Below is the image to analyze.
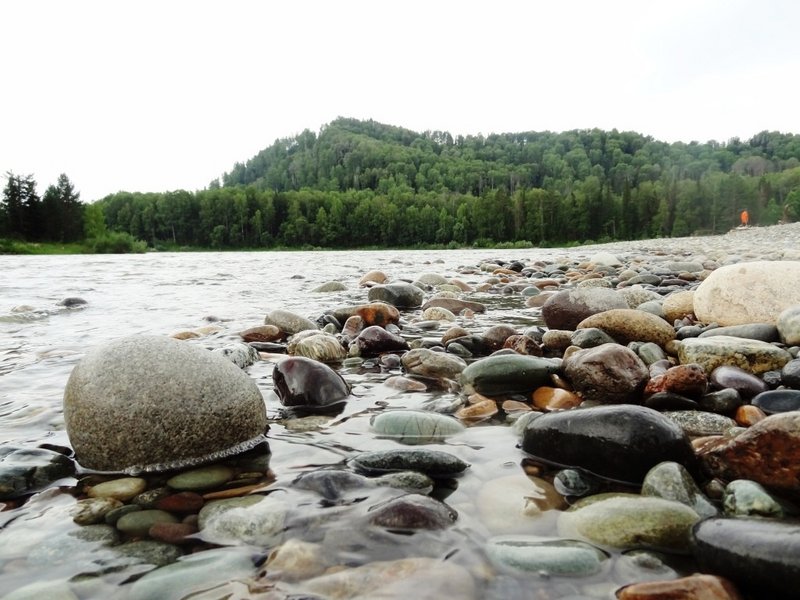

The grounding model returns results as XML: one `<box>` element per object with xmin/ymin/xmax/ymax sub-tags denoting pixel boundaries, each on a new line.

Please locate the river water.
<box><xmin>0</xmin><ymin>247</ymin><xmax>699</xmax><ymax>599</ymax></box>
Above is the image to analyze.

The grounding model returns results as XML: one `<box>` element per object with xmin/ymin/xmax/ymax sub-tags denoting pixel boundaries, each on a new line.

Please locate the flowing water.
<box><xmin>0</xmin><ymin>248</ymin><xmax>692</xmax><ymax>599</ymax></box>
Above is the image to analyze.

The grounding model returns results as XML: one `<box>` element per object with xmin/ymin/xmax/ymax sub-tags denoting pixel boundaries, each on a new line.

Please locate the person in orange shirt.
<box><xmin>740</xmin><ymin>209</ymin><xmax>749</xmax><ymax>227</ymax></box>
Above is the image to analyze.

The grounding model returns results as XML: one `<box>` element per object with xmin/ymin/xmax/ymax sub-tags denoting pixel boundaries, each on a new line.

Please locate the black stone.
<box><xmin>273</xmin><ymin>356</ymin><xmax>350</xmax><ymax>413</ymax></box>
<box><xmin>521</xmin><ymin>405</ymin><xmax>697</xmax><ymax>485</ymax></box>
<box><xmin>752</xmin><ymin>389</ymin><xmax>800</xmax><ymax>415</ymax></box>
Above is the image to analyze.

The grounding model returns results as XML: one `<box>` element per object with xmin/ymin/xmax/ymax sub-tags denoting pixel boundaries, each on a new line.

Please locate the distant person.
<box><xmin>740</xmin><ymin>209</ymin><xmax>749</xmax><ymax>227</ymax></box>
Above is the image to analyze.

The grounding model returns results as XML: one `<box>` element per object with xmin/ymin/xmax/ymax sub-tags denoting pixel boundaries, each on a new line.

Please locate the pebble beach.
<box><xmin>4</xmin><ymin>223</ymin><xmax>800</xmax><ymax>600</ymax></box>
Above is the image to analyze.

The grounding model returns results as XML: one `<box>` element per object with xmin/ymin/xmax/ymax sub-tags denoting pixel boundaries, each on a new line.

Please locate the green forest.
<box><xmin>4</xmin><ymin>118</ymin><xmax>800</xmax><ymax>251</ymax></box>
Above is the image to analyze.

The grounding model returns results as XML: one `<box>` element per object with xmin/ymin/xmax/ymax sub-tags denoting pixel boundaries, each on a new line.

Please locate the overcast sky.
<box><xmin>2</xmin><ymin>0</ymin><xmax>799</xmax><ymax>201</ymax></box>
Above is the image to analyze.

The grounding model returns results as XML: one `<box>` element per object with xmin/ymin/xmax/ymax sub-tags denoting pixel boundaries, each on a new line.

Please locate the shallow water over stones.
<box><xmin>4</xmin><ymin>229</ymin><xmax>800</xmax><ymax>598</ymax></box>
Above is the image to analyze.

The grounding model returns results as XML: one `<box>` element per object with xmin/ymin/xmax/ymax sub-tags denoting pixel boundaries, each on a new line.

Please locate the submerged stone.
<box><xmin>486</xmin><ymin>536</ymin><xmax>609</xmax><ymax>576</ymax></box>
<box><xmin>370</xmin><ymin>410</ymin><xmax>465</xmax><ymax>444</ymax></box>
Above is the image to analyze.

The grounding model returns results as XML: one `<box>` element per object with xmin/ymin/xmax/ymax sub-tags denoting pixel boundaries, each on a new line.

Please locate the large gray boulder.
<box><xmin>63</xmin><ymin>336</ymin><xmax>267</xmax><ymax>473</ymax></box>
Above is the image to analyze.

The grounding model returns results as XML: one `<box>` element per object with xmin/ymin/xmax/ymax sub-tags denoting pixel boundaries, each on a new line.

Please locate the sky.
<box><xmin>2</xmin><ymin>0</ymin><xmax>799</xmax><ymax>202</ymax></box>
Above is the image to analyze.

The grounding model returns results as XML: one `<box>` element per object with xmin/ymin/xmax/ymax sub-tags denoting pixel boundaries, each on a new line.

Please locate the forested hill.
<box><xmin>97</xmin><ymin>118</ymin><xmax>800</xmax><ymax>249</ymax></box>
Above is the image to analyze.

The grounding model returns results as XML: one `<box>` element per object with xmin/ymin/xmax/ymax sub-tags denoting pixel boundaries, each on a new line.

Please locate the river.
<box><xmin>0</xmin><ymin>244</ymin><xmax>758</xmax><ymax>599</ymax></box>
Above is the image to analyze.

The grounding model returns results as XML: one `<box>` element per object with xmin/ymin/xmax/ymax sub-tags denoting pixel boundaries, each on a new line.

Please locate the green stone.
<box><xmin>117</xmin><ymin>510</ymin><xmax>178</xmax><ymax>537</ymax></box>
<box><xmin>166</xmin><ymin>464</ymin><xmax>234</xmax><ymax>491</ymax></box>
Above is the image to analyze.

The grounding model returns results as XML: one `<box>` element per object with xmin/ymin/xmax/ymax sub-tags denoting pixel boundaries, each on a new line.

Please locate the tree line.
<box><xmin>5</xmin><ymin>119</ymin><xmax>800</xmax><ymax>251</ymax></box>
<box><xmin>1</xmin><ymin>172</ymin><xmax>84</xmax><ymax>243</ymax></box>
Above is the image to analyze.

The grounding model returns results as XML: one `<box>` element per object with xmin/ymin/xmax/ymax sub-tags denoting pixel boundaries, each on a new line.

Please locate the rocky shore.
<box><xmin>4</xmin><ymin>223</ymin><xmax>800</xmax><ymax>599</ymax></box>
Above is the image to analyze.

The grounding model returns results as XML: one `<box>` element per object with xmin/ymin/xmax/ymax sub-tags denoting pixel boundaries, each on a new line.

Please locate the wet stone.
<box><xmin>370</xmin><ymin>410</ymin><xmax>465</xmax><ymax>444</ymax></box>
<box><xmin>368</xmin><ymin>493</ymin><xmax>457</xmax><ymax>530</ymax></box>
<box><xmin>709</xmin><ymin>365</ymin><xmax>768</xmax><ymax>400</ymax></box>
<box><xmin>570</xmin><ymin>327</ymin><xmax>616</xmax><ymax>348</ymax></box>
<box><xmin>105</xmin><ymin>504</ymin><xmax>142</xmax><ymax>525</ymax></box>
<box><xmin>167</xmin><ymin>465</ymin><xmax>234</xmax><ymax>491</ymax></box>
<box><xmin>117</xmin><ymin>509</ymin><xmax>179</xmax><ymax>537</ymax></box>
<box><xmin>781</xmin><ymin>358</ymin><xmax>800</xmax><ymax>388</ymax></box>
<box><xmin>273</xmin><ymin>355</ymin><xmax>350</xmax><ymax>413</ymax></box>
<box><xmin>460</xmin><ymin>354</ymin><xmax>560</xmax><ymax>397</ymax></box>
<box><xmin>722</xmin><ymin>479</ymin><xmax>784</xmax><ymax>517</ymax></box>
<box><xmin>198</xmin><ymin>494</ymin><xmax>287</xmax><ymax>546</ymax></box>
<box><xmin>641</xmin><ymin>461</ymin><xmax>718</xmax><ymax>518</ymax></box>
<box><xmin>679</xmin><ymin>336</ymin><xmax>792</xmax><ymax>376</ymax></box>
<box><xmin>664</xmin><ymin>410</ymin><xmax>738</xmax><ymax>437</ymax></box>
<box><xmin>155</xmin><ymin>491</ymin><xmax>205</xmax><ymax>513</ymax></box>
<box><xmin>486</xmin><ymin>536</ymin><xmax>609</xmax><ymax>577</ymax></box>
<box><xmin>113</xmin><ymin>540</ymin><xmax>183</xmax><ymax>567</ymax></box>
<box><xmin>87</xmin><ymin>477</ymin><xmax>147</xmax><ymax>501</ymax></box>
<box><xmin>401</xmin><ymin>347</ymin><xmax>467</xmax><ymax>381</ymax></box>
<box><xmin>349</xmin><ymin>448</ymin><xmax>469</xmax><ymax>478</ymax></box>
<box><xmin>617</xmin><ymin>574</ymin><xmax>743</xmax><ymax>600</ymax></box>
<box><xmin>367</xmin><ymin>282</ymin><xmax>425</xmax><ymax>308</ymax></box>
<box><xmin>699</xmin><ymin>388</ymin><xmax>743</xmax><ymax>414</ymax></box>
<box><xmin>541</xmin><ymin>287</ymin><xmax>628</xmax><ymax>331</ymax></box>
<box><xmin>752</xmin><ymin>389</ymin><xmax>800</xmax><ymax>414</ymax></box>
<box><xmin>0</xmin><ymin>446</ymin><xmax>74</xmax><ymax>500</ymax></box>
<box><xmin>264</xmin><ymin>309</ymin><xmax>318</xmax><ymax>336</ymax></box>
<box><xmin>71</xmin><ymin>496</ymin><xmax>124</xmax><ymax>525</ymax></box>
<box><xmin>563</xmin><ymin>343</ymin><xmax>649</xmax><ymax>404</ymax></box>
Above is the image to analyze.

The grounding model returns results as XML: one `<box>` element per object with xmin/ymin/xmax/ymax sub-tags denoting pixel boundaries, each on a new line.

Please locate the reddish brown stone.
<box><xmin>482</xmin><ymin>325</ymin><xmax>518</xmax><ymax>352</ymax></box>
<box><xmin>352</xmin><ymin>302</ymin><xmax>400</xmax><ymax>327</ymax></box>
<box><xmin>532</xmin><ymin>387</ymin><xmax>581</xmax><ymax>411</ymax></box>
<box><xmin>341</xmin><ymin>315</ymin><xmax>365</xmax><ymax>339</ymax></box>
<box><xmin>645</xmin><ymin>363</ymin><xmax>708</xmax><ymax>398</ymax></box>
<box><xmin>698</xmin><ymin>412</ymin><xmax>800</xmax><ymax>496</ymax></box>
<box><xmin>502</xmin><ymin>334</ymin><xmax>543</xmax><ymax>356</ymax></box>
<box><xmin>149</xmin><ymin>521</ymin><xmax>198</xmax><ymax>545</ymax></box>
<box><xmin>240</xmin><ymin>325</ymin><xmax>282</xmax><ymax>343</ymax></box>
<box><xmin>155</xmin><ymin>491</ymin><xmax>205</xmax><ymax>514</ymax></box>
<box><xmin>501</xmin><ymin>400</ymin><xmax>532</xmax><ymax>413</ymax></box>
<box><xmin>455</xmin><ymin>399</ymin><xmax>498</xmax><ymax>421</ymax></box>
<box><xmin>735</xmin><ymin>404</ymin><xmax>766</xmax><ymax>427</ymax></box>
<box><xmin>616</xmin><ymin>573</ymin><xmax>743</xmax><ymax>600</ymax></box>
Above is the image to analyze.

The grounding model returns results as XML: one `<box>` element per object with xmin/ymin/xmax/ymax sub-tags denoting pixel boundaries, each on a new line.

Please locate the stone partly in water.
<box><xmin>476</xmin><ymin>474</ymin><xmax>565</xmax><ymax>534</ymax></box>
<box><xmin>486</xmin><ymin>536</ymin><xmax>609</xmax><ymax>577</ymax></box>
<box><xmin>273</xmin><ymin>356</ymin><xmax>350</xmax><ymax>413</ymax></box>
<box><xmin>722</xmin><ymin>479</ymin><xmax>784</xmax><ymax>518</ymax></box>
<box><xmin>349</xmin><ymin>448</ymin><xmax>469</xmax><ymax>478</ymax></box>
<box><xmin>459</xmin><ymin>354</ymin><xmax>560</xmax><ymax>397</ymax></box>
<box><xmin>616</xmin><ymin>574</ymin><xmax>744</xmax><ymax>600</ymax></box>
<box><xmin>563</xmin><ymin>343</ymin><xmax>649</xmax><ymax>404</ymax></box>
<box><xmin>401</xmin><ymin>348</ymin><xmax>467</xmax><ymax>381</ymax></box>
<box><xmin>264</xmin><ymin>309</ymin><xmax>319</xmax><ymax>336</ymax></box>
<box><xmin>312</xmin><ymin>281</ymin><xmax>347</xmax><ymax>293</ymax></box>
<box><xmin>558</xmin><ymin>493</ymin><xmax>700</xmax><ymax>553</ymax></box>
<box><xmin>198</xmin><ymin>494</ymin><xmax>288</xmax><ymax>546</ymax></box>
<box><xmin>370</xmin><ymin>410</ymin><xmax>465</xmax><ymax>444</ymax></box>
<box><xmin>678</xmin><ymin>335</ymin><xmax>792</xmax><ymax>375</ymax></box>
<box><xmin>331</xmin><ymin>301</ymin><xmax>401</xmax><ymax>328</ymax></box>
<box><xmin>63</xmin><ymin>335</ymin><xmax>268</xmax><ymax>473</ymax></box>
<box><xmin>87</xmin><ymin>477</ymin><xmax>147</xmax><ymax>502</ymax></box>
<box><xmin>0</xmin><ymin>446</ymin><xmax>74</xmax><ymax>500</ymax></box>
<box><xmin>355</xmin><ymin>325</ymin><xmax>410</xmax><ymax>355</ymax></box>
<box><xmin>287</xmin><ymin>331</ymin><xmax>347</xmax><ymax>362</ymax></box>
<box><xmin>692</xmin><ymin>517</ymin><xmax>800</xmax><ymax>598</ymax></box>
<box><xmin>693</xmin><ymin>261</ymin><xmax>800</xmax><ymax>326</ymax></box>
<box><xmin>367</xmin><ymin>282</ymin><xmax>425</xmax><ymax>308</ymax></box>
<box><xmin>697</xmin><ymin>412</ymin><xmax>800</xmax><ymax>497</ymax></box>
<box><xmin>166</xmin><ymin>464</ymin><xmax>234</xmax><ymax>491</ymax></box>
<box><xmin>541</xmin><ymin>288</ymin><xmax>628</xmax><ymax>331</ymax></box>
<box><xmin>522</xmin><ymin>405</ymin><xmax>697</xmax><ymax>484</ymax></box>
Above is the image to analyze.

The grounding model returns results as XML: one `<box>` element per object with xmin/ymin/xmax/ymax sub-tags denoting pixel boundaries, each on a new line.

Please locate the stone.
<box><xmin>455</xmin><ymin>398</ymin><xmax>498</xmax><ymax>421</ymax></box>
<box><xmin>0</xmin><ymin>446</ymin><xmax>74</xmax><ymax>500</ymax></box>
<box><xmin>273</xmin><ymin>356</ymin><xmax>350</xmax><ymax>413</ymax></box>
<box><xmin>722</xmin><ymin>479</ymin><xmax>784</xmax><ymax>517</ymax></box>
<box><xmin>590</xmin><ymin>251</ymin><xmax>621</xmax><ymax>266</ymax></box>
<box><xmin>288</xmin><ymin>557</ymin><xmax>476</xmax><ymax>600</ymax></box>
<box><xmin>331</xmin><ymin>301</ymin><xmax>400</xmax><ymax>328</ymax></box>
<box><xmin>212</xmin><ymin>342</ymin><xmax>260</xmax><ymax>368</ymax></box>
<box><xmin>617</xmin><ymin>574</ymin><xmax>743</xmax><ymax>600</ymax></box>
<box><xmin>699</xmin><ymin>323</ymin><xmax>780</xmax><ymax>342</ymax></box>
<box><xmin>384</xmin><ymin>375</ymin><xmax>427</xmax><ymax>392</ymax></box>
<box><xmin>113</xmin><ymin>540</ymin><xmax>183</xmax><ymax>567</ymax></box>
<box><xmin>358</xmin><ymin>270</ymin><xmax>387</xmax><ymax>286</ymax></box>
<box><xmin>239</xmin><ymin>324</ymin><xmax>282</xmax><ymax>343</ymax></box>
<box><xmin>311</xmin><ymin>280</ymin><xmax>347</xmax><ymax>293</ymax></box>
<box><xmin>264</xmin><ymin>309</ymin><xmax>318</xmax><ymax>335</ymax></box>
<box><xmin>541</xmin><ymin>288</ymin><xmax>628</xmax><ymax>330</ymax></box>
<box><xmin>734</xmin><ymin>404</ymin><xmax>767</xmax><ymax>427</ymax></box>
<box><xmin>502</xmin><ymin>334</ymin><xmax>543</xmax><ymax>356</ymax></box>
<box><xmin>482</xmin><ymin>324</ymin><xmax>518</xmax><ymax>352</ymax></box>
<box><xmin>697</xmin><ymin>412</ymin><xmax>800</xmax><ymax>496</ymax></box>
<box><xmin>421</xmin><ymin>297</ymin><xmax>487</xmax><ymax>314</ymax></box>
<box><xmin>367</xmin><ymin>493</ymin><xmax>457</xmax><ymax>530</ymax></box>
<box><xmin>28</xmin><ymin>523</ymin><xmax>119</xmax><ymax>565</ymax></box>
<box><xmin>71</xmin><ymin>496</ymin><xmax>124</xmax><ymax>525</ymax></box>
<box><xmin>127</xmin><ymin>547</ymin><xmax>255</xmax><ymax>600</ymax></box>
<box><xmin>266</xmin><ymin>538</ymin><xmax>327</xmax><ymax>582</ymax></box>
<box><xmin>355</xmin><ymin>325</ymin><xmax>409</xmax><ymax>355</ymax></box>
<box><xmin>664</xmin><ymin>410</ymin><xmax>738</xmax><ymax>437</ymax></box>
<box><xmin>577</xmin><ymin>309</ymin><xmax>677</xmax><ymax>346</ymax></box>
<box><xmin>459</xmin><ymin>354</ymin><xmax>561</xmax><ymax>397</ymax></box>
<box><xmin>532</xmin><ymin>386</ymin><xmax>581</xmax><ymax>411</ymax></box>
<box><xmin>644</xmin><ymin>363</ymin><xmax>707</xmax><ymax>398</ymax></box>
<box><xmin>700</xmin><ymin>388</ymin><xmax>743</xmax><ymax>414</ymax></box>
<box><xmin>558</xmin><ymin>493</ymin><xmax>700</xmax><ymax>552</ymax></box>
<box><xmin>694</xmin><ymin>261</ymin><xmax>800</xmax><ymax>326</ymax></box>
<box><xmin>0</xmin><ymin>580</ymin><xmax>80</xmax><ymax>600</ymax></box>
<box><xmin>415</xmin><ymin>272</ymin><xmax>450</xmax><ymax>286</ymax></box>
<box><xmin>198</xmin><ymin>494</ymin><xmax>287</xmax><ymax>546</ymax></box>
<box><xmin>783</xmin><ymin>358</ymin><xmax>800</xmax><ymax>388</ymax></box>
<box><xmin>117</xmin><ymin>509</ymin><xmax>179</xmax><ymax>537</ymax></box>
<box><xmin>486</xmin><ymin>536</ymin><xmax>608</xmax><ymax>576</ymax></box>
<box><xmin>777</xmin><ymin>304</ymin><xmax>800</xmax><ymax>345</ymax></box>
<box><xmin>662</xmin><ymin>290</ymin><xmax>696</xmax><ymax>322</ymax></box>
<box><xmin>752</xmin><ymin>389</ymin><xmax>800</xmax><ymax>414</ymax></box>
<box><xmin>349</xmin><ymin>448</ymin><xmax>469</xmax><ymax>478</ymax></box>
<box><xmin>693</xmin><ymin>518</ymin><xmax>800</xmax><ymax>597</ymax></box>
<box><xmin>619</xmin><ymin>286</ymin><xmax>662</xmax><ymax>309</ymax></box>
<box><xmin>641</xmin><ymin>461</ymin><xmax>718</xmax><ymax>518</ymax></box>
<box><xmin>421</xmin><ymin>306</ymin><xmax>456</xmax><ymax>321</ymax></box>
<box><xmin>63</xmin><ymin>336</ymin><xmax>267</xmax><ymax>474</ymax></box>
<box><xmin>286</xmin><ymin>330</ymin><xmax>347</xmax><ymax>362</ymax></box>
<box><xmin>367</xmin><ymin>282</ymin><xmax>425</xmax><ymax>308</ymax></box>
<box><xmin>570</xmin><ymin>327</ymin><xmax>616</xmax><ymax>348</ymax></box>
<box><xmin>148</xmin><ymin>522</ymin><xmax>198</xmax><ymax>545</ymax></box>
<box><xmin>370</xmin><ymin>410</ymin><xmax>465</xmax><ymax>444</ymax></box>
<box><xmin>401</xmin><ymin>348</ymin><xmax>467</xmax><ymax>381</ymax></box>
<box><xmin>709</xmin><ymin>365</ymin><xmax>768</xmax><ymax>400</ymax></box>
<box><xmin>87</xmin><ymin>477</ymin><xmax>147</xmax><ymax>501</ymax></box>
<box><xmin>522</xmin><ymin>405</ymin><xmax>697</xmax><ymax>484</ymax></box>
<box><xmin>678</xmin><ymin>335</ymin><xmax>792</xmax><ymax>375</ymax></box>
<box><xmin>477</xmin><ymin>474</ymin><xmax>565</xmax><ymax>534</ymax></box>
<box><xmin>166</xmin><ymin>465</ymin><xmax>234</xmax><ymax>491</ymax></box>
<box><xmin>563</xmin><ymin>343</ymin><xmax>649</xmax><ymax>404</ymax></box>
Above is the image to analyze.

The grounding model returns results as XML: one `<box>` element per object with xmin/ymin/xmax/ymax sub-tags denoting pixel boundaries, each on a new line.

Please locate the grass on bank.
<box><xmin>0</xmin><ymin>232</ymin><xmax>147</xmax><ymax>255</ymax></box>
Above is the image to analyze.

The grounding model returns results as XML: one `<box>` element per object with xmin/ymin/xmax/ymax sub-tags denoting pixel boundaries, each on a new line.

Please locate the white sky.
<box><xmin>2</xmin><ymin>0</ymin><xmax>799</xmax><ymax>201</ymax></box>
